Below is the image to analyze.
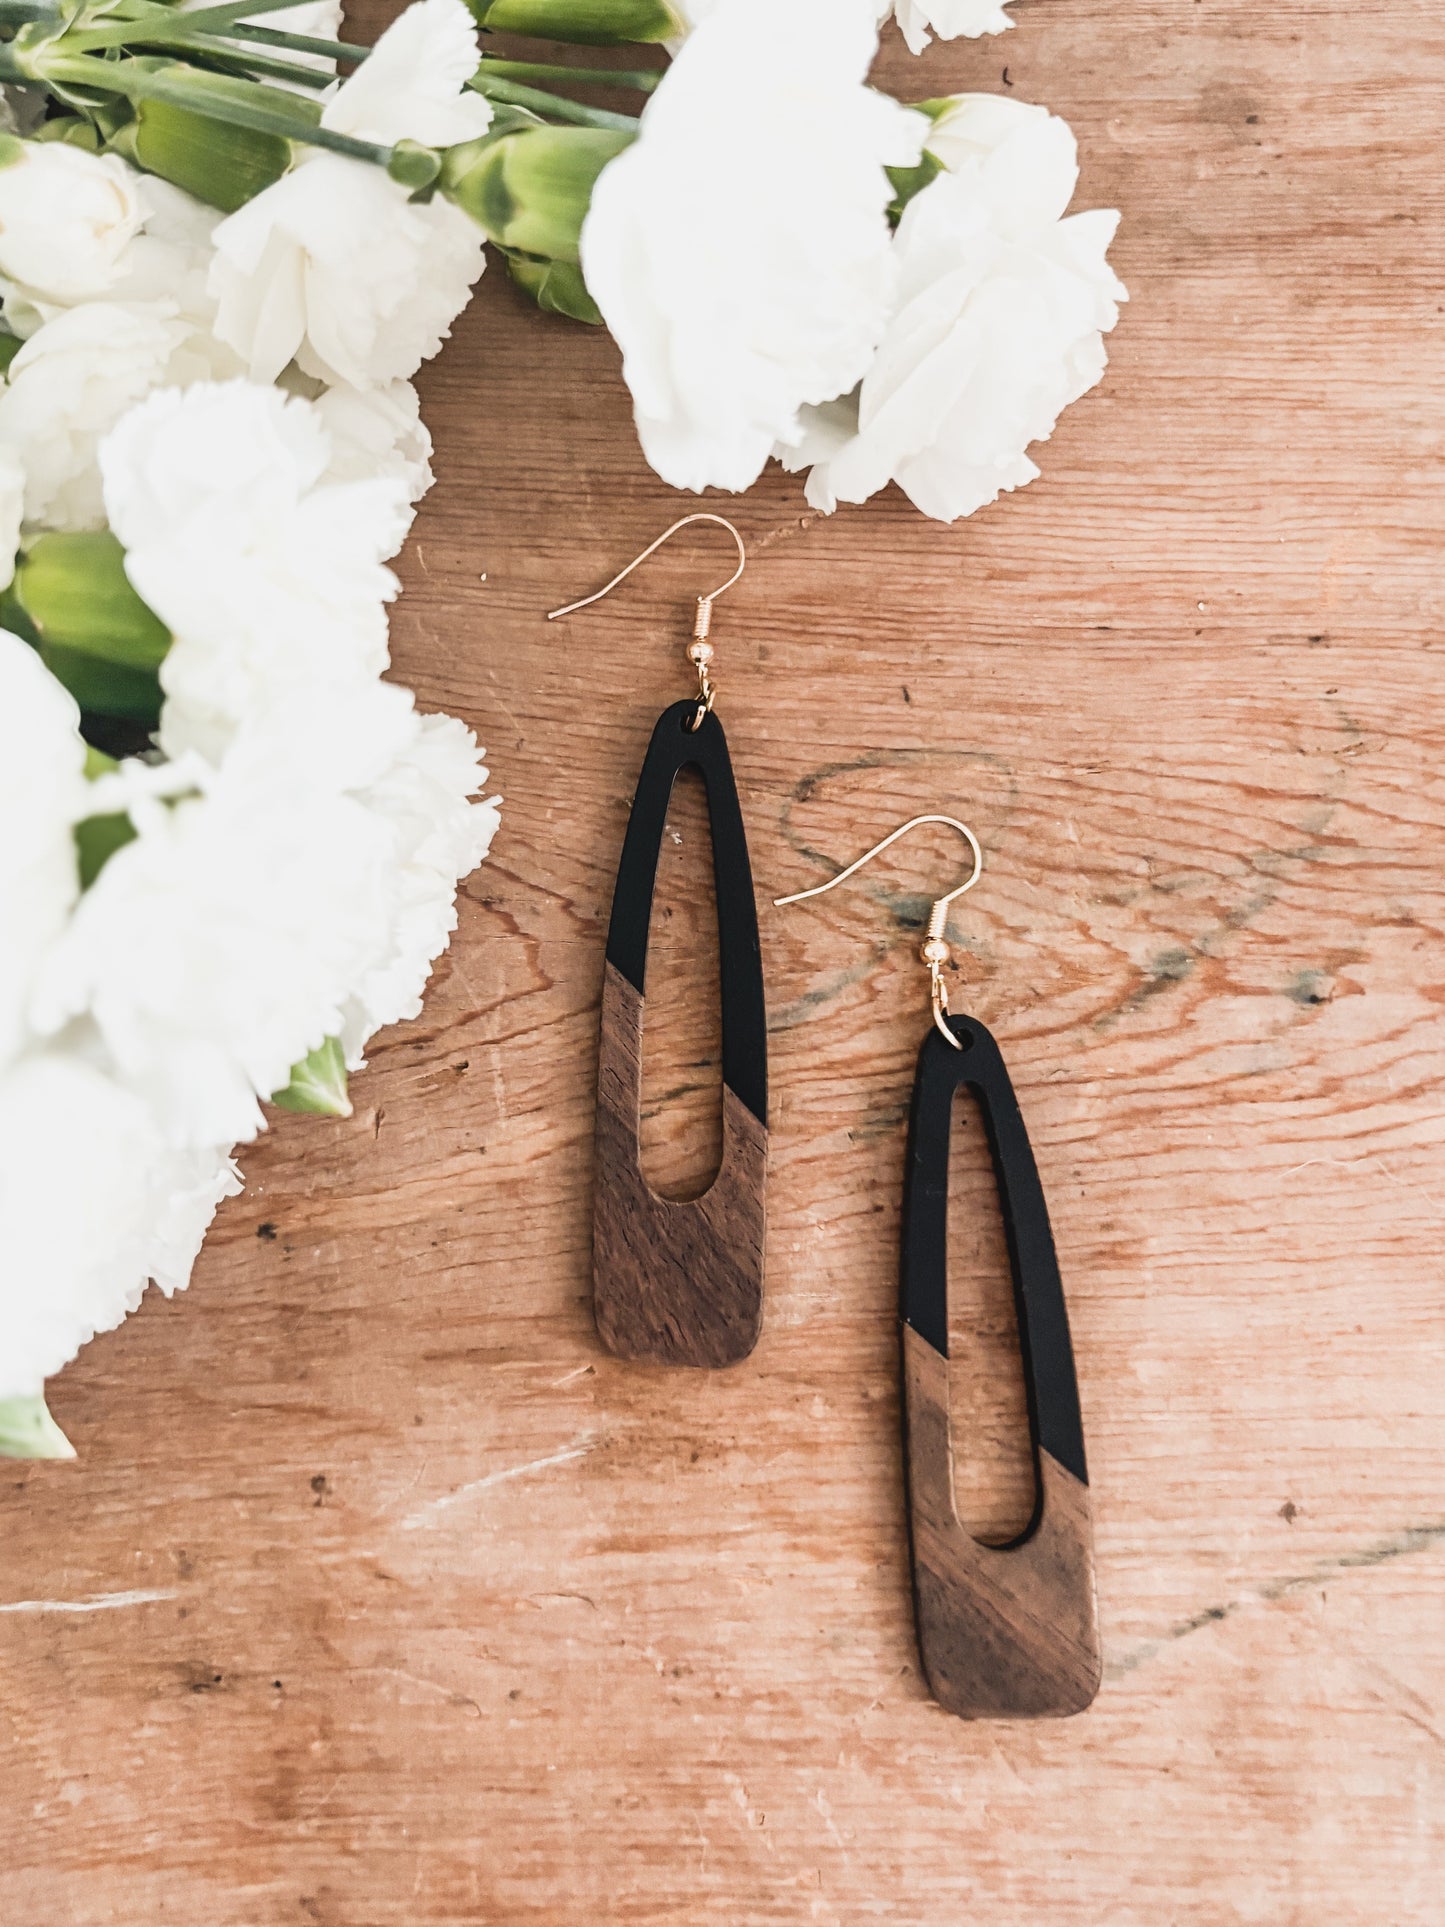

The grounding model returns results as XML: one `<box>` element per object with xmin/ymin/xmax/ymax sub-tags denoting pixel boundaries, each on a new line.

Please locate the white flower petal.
<box><xmin>314</xmin><ymin>377</ymin><xmax>435</xmax><ymax>534</ymax></box>
<box><xmin>0</xmin><ymin>633</ymin><xmax>83</xmax><ymax>1073</ymax></box>
<box><xmin>581</xmin><ymin>0</ymin><xmax>925</xmax><ymax>494</ymax></box>
<box><xmin>340</xmin><ymin>707</ymin><xmax>500</xmax><ymax>1056</ymax></box>
<box><xmin>323</xmin><ymin>0</ymin><xmax>491</xmax><ymax>148</ymax></box>
<box><xmin>209</xmin><ymin>153</ymin><xmax>485</xmax><ymax>389</ymax></box>
<box><xmin>884</xmin><ymin>0</ymin><xmax>1014</xmax><ymax>55</ymax></box>
<box><xmin>0</xmin><ymin>441</ymin><xmax>22</xmax><ymax>587</ymax></box>
<box><xmin>34</xmin><ymin>681</ymin><xmax>498</xmax><ymax>1149</ymax></box>
<box><xmin>798</xmin><ymin>96</ymin><xmax>1125</xmax><ymax>523</ymax></box>
<box><xmin>99</xmin><ymin>380</ymin><xmax>412</xmax><ymax>759</ymax></box>
<box><xmin>0</xmin><ymin>143</ymin><xmax>147</xmax><ymax>306</ymax></box>
<box><xmin>0</xmin><ymin>301</ymin><xmax>236</xmax><ymax>531</ymax></box>
<box><xmin>0</xmin><ymin>1053</ymin><xmax>237</xmax><ymax>1398</ymax></box>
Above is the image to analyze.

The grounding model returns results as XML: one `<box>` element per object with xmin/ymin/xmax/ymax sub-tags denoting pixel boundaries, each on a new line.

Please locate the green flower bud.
<box><xmin>271</xmin><ymin>1036</ymin><xmax>353</xmax><ymax>1118</ymax></box>
<box><xmin>0</xmin><ymin>1392</ymin><xmax>76</xmax><ymax>1460</ymax></box>
<box><xmin>117</xmin><ymin>96</ymin><xmax>291</xmax><ymax>214</ymax></box>
<box><xmin>503</xmin><ymin>251</ymin><xmax>603</xmax><ymax>325</ymax></box>
<box><xmin>6</xmin><ymin>531</ymin><xmax>170</xmax><ymax>723</ymax></box>
<box><xmin>388</xmin><ymin>138</ymin><xmax>443</xmax><ymax>196</ymax></box>
<box><xmin>442</xmin><ymin>125</ymin><xmax>630</xmax><ymax>265</ymax></box>
<box><xmin>467</xmin><ymin>0</ymin><xmax>685</xmax><ymax>46</ymax></box>
<box><xmin>32</xmin><ymin>116</ymin><xmax>103</xmax><ymax>153</ymax></box>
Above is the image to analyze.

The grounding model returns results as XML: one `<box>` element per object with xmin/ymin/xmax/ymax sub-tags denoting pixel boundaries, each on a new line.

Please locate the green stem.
<box><xmin>39</xmin><ymin>52</ymin><xmax>396</xmax><ymax>166</ymax></box>
<box><xmin>217</xmin><ymin>20</ymin><xmax>370</xmax><ymax>64</ymax></box>
<box><xmin>64</xmin><ymin>0</ymin><xmax>329</xmax><ymax>54</ymax></box>
<box><xmin>480</xmin><ymin>57</ymin><xmax>659</xmax><ymax>91</ymax></box>
<box><xmin>467</xmin><ymin>72</ymin><xmax>639</xmax><ymax>131</ymax></box>
<box><xmin>217</xmin><ymin>31</ymin><xmax>661</xmax><ymax>95</ymax></box>
<box><xmin>132</xmin><ymin>35</ymin><xmax>337</xmax><ymax>90</ymax></box>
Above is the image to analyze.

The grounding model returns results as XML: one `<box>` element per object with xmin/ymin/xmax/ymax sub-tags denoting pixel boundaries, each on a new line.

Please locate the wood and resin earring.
<box><xmin>776</xmin><ymin>818</ymin><xmax>1101</xmax><ymax>1719</ymax></box>
<box><xmin>548</xmin><ymin>517</ymin><xmax>767</xmax><ymax>1370</ymax></box>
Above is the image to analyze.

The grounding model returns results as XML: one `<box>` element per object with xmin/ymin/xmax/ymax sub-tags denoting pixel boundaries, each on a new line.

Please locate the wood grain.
<box><xmin>904</xmin><ymin>1325</ymin><xmax>1101</xmax><ymax>1719</ymax></box>
<box><xmin>594</xmin><ymin>964</ymin><xmax>766</xmax><ymax>1366</ymax></box>
<box><xmin>4</xmin><ymin>1</ymin><xmax>1445</xmax><ymax>1920</ymax></box>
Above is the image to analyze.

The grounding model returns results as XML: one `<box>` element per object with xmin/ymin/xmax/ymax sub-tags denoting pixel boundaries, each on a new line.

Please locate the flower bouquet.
<box><xmin>0</xmin><ymin>0</ymin><xmax>1124</xmax><ymax>1455</ymax></box>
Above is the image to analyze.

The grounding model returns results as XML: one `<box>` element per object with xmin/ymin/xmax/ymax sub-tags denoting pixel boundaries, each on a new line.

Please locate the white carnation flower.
<box><xmin>0</xmin><ymin>140</ymin><xmax>148</xmax><ymax>307</ymax></box>
<box><xmin>0</xmin><ymin>1054</ymin><xmax>162</xmax><ymax>1399</ymax></box>
<box><xmin>0</xmin><ymin>441</ymin><xmax>22</xmax><ymax>587</ymax></box>
<box><xmin>341</xmin><ymin>706</ymin><xmax>500</xmax><ymax>1057</ymax></box>
<box><xmin>99</xmin><ymin>380</ymin><xmax>413</xmax><ymax>759</ymax></box>
<box><xmin>0</xmin><ymin>633</ymin><xmax>84</xmax><ymax>1073</ymax></box>
<box><xmin>1</xmin><ymin>171</ymin><xmax>224</xmax><ymax>343</ymax></box>
<box><xmin>0</xmin><ymin>1052</ymin><xmax>239</xmax><ymax>1398</ymax></box>
<box><xmin>314</xmin><ymin>378</ymin><xmax>434</xmax><ymax>521</ymax></box>
<box><xmin>324</xmin><ymin>0</ymin><xmax>491</xmax><ymax>147</ymax></box>
<box><xmin>883</xmin><ymin>0</ymin><xmax>1013</xmax><ymax>54</ymax></box>
<box><xmin>0</xmin><ymin>300</ymin><xmax>236</xmax><ymax>531</ymax></box>
<box><xmin>144</xmin><ymin>1139</ymin><xmax>243</xmax><ymax>1297</ymax></box>
<box><xmin>34</xmin><ymin>720</ymin><xmax>403</xmax><ymax>1147</ymax></box>
<box><xmin>786</xmin><ymin>96</ymin><xmax>1126</xmax><ymax>523</ymax></box>
<box><xmin>580</xmin><ymin>0</ymin><xmax>925</xmax><ymax>493</ymax></box>
<box><xmin>102</xmin><ymin>177</ymin><xmax>225</xmax><ymax>327</ymax></box>
<box><xmin>209</xmin><ymin>0</ymin><xmax>491</xmax><ymax>388</ymax></box>
<box><xmin>35</xmin><ymin>681</ymin><xmax>498</xmax><ymax>1148</ymax></box>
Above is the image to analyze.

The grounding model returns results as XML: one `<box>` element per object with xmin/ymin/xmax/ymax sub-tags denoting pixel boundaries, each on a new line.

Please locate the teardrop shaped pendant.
<box><xmin>900</xmin><ymin>1013</ymin><xmax>1101</xmax><ymax>1719</ymax></box>
<box><xmin>593</xmin><ymin>700</ymin><xmax>768</xmax><ymax>1368</ymax></box>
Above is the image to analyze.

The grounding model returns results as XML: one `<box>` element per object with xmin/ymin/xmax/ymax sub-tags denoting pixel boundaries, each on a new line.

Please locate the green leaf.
<box><xmin>886</xmin><ymin>149</ymin><xmax>942</xmax><ymax>224</ymax></box>
<box><xmin>12</xmin><ymin>531</ymin><xmax>171</xmax><ymax>670</ymax></box>
<box><xmin>75</xmin><ymin>809</ymin><xmax>137</xmax><ymax>888</ymax></box>
<box><xmin>504</xmin><ymin>250</ymin><xmax>602</xmax><ymax>324</ymax></box>
<box><xmin>909</xmin><ymin>96</ymin><xmax>962</xmax><ymax>126</ymax></box>
<box><xmin>39</xmin><ymin>643</ymin><xmax>163</xmax><ymax>723</ymax></box>
<box><xmin>0</xmin><ymin>1392</ymin><xmax>77</xmax><ymax>1460</ymax></box>
<box><xmin>468</xmin><ymin>0</ymin><xmax>685</xmax><ymax>45</ymax></box>
<box><xmin>271</xmin><ymin>1036</ymin><xmax>352</xmax><ymax>1117</ymax></box>
<box><xmin>125</xmin><ymin>92</ymin><xmax>292</xmax><ymax>209</ymax></box>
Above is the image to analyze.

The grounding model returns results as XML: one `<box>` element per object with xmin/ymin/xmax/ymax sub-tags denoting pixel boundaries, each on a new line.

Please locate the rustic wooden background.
<box><xmin>5</xmin><ymin>2</ymin><xmax>1445</xmax><ymax>1919</ymax></box>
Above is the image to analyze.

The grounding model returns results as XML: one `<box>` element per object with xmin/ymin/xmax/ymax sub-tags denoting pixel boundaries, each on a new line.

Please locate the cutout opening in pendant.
<box><xmin>946</xmin><ymin>1084</ymin><xmax>1039</xmax><ymax>1548</ymax></box>
<box><xmin>638</xmin><ymin>765</ymin><xmax>724</xmax><ymax>1202</ymax></box>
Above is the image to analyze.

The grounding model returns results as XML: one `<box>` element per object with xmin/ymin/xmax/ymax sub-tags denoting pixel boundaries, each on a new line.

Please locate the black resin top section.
<box><xmin>605</xmin><ymin>700</ymin><xmax>767</xmax><ymax>1127</ymax></box>
<box><xmin>900</xmin><ymin>1014</ymin><xmax>1088</xmax><ymax>1487</ymax></box>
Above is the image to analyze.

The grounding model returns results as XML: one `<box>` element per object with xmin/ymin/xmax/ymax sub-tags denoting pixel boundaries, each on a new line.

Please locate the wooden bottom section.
<box><xmin>903</xmin><ymin>1324</ymin><xmax>1102</xmax><ymax>1719</ymax></box>
<box><xmin>593</xmin><ymin>962</ymin><xmax>767</xmax><ymax>1368</ymax></box>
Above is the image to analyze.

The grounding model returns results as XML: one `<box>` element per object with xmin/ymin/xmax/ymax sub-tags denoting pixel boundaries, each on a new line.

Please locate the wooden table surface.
<box><xmin>6</xmin><ymin>3</ymin><xmax>1444</xmax><ymax>1920</ymax></box>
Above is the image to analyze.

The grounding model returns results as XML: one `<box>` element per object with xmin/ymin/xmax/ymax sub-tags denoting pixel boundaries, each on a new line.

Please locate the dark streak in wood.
<box><xmin>904</xmin><ymin>1326</ymin><xmax>1102</xmax><ymax>1719</ymax></box>
<box><xmin>594</xmin><ymin>965</ymin><xmax>766</xmax><ymax>1367</ymax></box>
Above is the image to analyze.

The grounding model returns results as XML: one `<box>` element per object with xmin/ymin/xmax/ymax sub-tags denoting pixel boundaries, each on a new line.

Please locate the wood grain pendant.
<box><xmin>900</xmin><ymin>1014</ymin><xmax>1101</xmax><ymax>1719</ymax></box>
<box><xmin>593</xmin><ymin>699</ymin><xmax>768</xmax><ymax>1369</ymax></box>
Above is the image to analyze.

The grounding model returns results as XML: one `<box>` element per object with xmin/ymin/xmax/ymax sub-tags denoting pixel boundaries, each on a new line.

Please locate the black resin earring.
<box><xmin>548</xmin><ymin>518</ymin><xmax>767</xmax><ymax>1370</ymax></box>
<box><xmin>776</xmin><ymin>816</ymin><xmax>1101</xmax><ymax>1719</ymax></box>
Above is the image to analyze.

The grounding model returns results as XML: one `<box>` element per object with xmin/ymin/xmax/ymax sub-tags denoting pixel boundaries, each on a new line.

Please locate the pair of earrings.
<box><xmin>548</xmin><ymin>517</ymin><xmax>1101</xmax><ymax>1721</ymax></box>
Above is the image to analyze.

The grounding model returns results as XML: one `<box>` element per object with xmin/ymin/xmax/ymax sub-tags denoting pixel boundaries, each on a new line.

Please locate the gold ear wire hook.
<box><xmin>774</xmin><ymin>814</ymin><xmax>984</xmax><ymax>1049</ymax></box>
<box><xmin>546</xmin><ymin>514</ymin><xmax>747</xmax><ymax>731</ymax></box>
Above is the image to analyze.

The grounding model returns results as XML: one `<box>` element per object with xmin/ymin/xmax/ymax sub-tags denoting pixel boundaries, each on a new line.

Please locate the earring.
<box><xmin>548</xmin><ymin>517</ymin><xmax>767</xmax><ymax>1370</ymax></box>
<box><xmin>777</xmin><ymin>818</ymin><xmax>1101</xmax><ymax>1719</ymax></box>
